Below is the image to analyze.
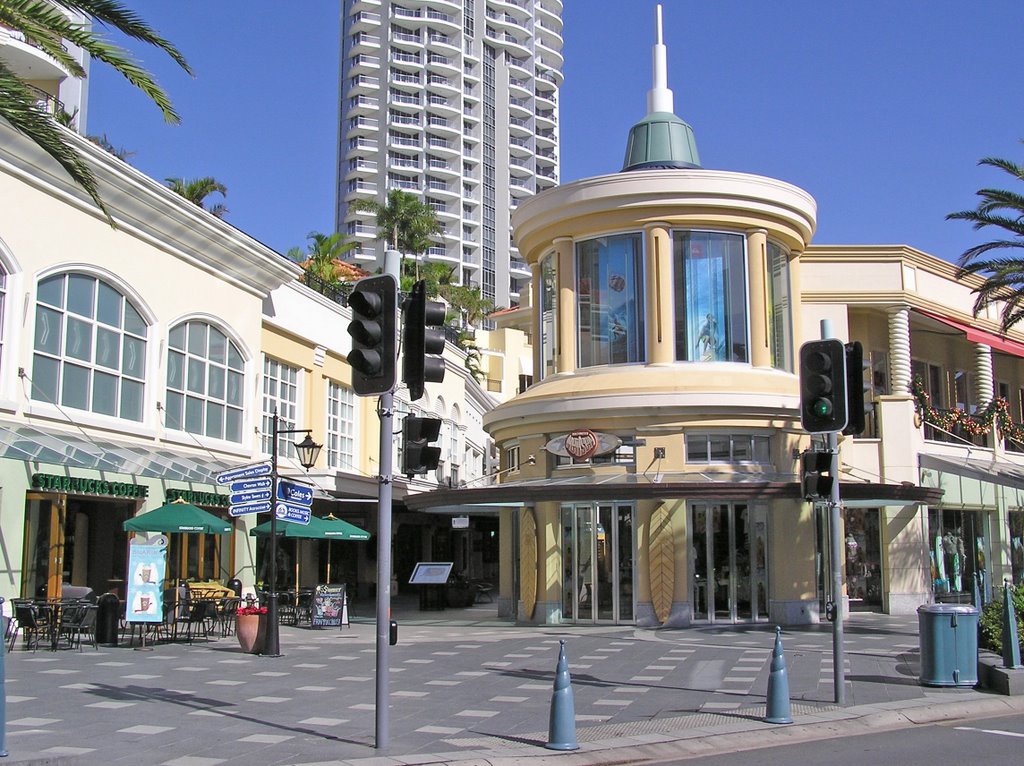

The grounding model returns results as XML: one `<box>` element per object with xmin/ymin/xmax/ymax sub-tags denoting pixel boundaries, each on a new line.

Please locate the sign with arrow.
<box><xmin>275</xmin><ymin>502</ymin><xmax>311</xmax><ymax>525</ymax></box>
<box><xmin>228</xmin><ymin>500</ymin><xmax>272</xmax><ymax>518</ymax></box>
<box><xmin>216</xmin><ymin>461</ymin><xmax>272</xmax><ymax>485</ymax></box>
<box><xmin>277</xmin><ymin>480</ymin><xmax>314</xmax><ymax>507</ymax></box>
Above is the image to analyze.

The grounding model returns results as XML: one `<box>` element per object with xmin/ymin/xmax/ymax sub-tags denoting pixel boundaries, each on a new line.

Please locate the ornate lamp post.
<box><xmin>263</xmin><ymin>412</ymin><xmax>322</xmax><ymax>657</ymax></box>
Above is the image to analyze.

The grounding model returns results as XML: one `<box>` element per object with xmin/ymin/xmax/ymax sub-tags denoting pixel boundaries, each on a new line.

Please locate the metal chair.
<box><xmin>11</xmin><ymin>603</ymin><xmax>44</xmax><ymax>651</ymax></box>
<box><xmin>60</xmin><ymin>604</ymin><xmax>98</xmax><ymax>651</ymax></box>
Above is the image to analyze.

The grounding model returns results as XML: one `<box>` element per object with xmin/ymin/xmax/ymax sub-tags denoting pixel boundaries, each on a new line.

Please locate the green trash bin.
<box><xmin>918</xmin><ymin>603</ymin><xmax>979</xmax><ymax>687</ymax></box>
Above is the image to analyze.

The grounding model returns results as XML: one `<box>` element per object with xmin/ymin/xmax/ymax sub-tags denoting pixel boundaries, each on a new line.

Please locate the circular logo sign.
<box><xmin>564</xmin><ymin>429</ymin><xmax>599</xmax><ymax>461</ymax></box>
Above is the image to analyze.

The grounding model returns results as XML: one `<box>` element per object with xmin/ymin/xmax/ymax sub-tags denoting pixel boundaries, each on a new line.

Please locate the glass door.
<box><xmin>691</xmin><ymin>502</ymin><xmax>768</xmax><ymax>623</ymax></box>
<box><xmin>23</xmin><ymin>493</ymin><xmax>66</xmax><ymax>600</ymax></box>
<box><xmin>561</xmin><ymin>502</ymin><xmax>634</xmax><ymax>624</ymax></box>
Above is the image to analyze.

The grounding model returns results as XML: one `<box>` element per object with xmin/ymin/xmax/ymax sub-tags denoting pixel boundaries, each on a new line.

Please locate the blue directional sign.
<box><xmin>277</xmin><ymin>480</ymin><xmax>314</xmax><ymax>507</ymax></box>
<box><xmin>275</xmin><ymin>502</ymin><xmax>311</xmax><ymax>525</ymax></box>
<box><xmin>216</xmin><ymin>461</ymin><xmax>272</xmax><ymax>486</ymax></box>
<box><xmin>230</xmin><ymin>488</ymin><xmax>272</xmax><ymax>505</ymax></box>
<box><xmin>230</xmin><ymin>477</ymin><xmax>272</xmax><ymax>493</ymax></box>
<box><xmin>228</xmin><ymin>500</ymin><xmax>272</xmax><ymax>517</ymax></box>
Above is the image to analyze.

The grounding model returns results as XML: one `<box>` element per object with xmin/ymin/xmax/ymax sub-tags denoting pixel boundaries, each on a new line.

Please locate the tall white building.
<box><xmin>335</xmin><ymin>0</ymin><xmax>563</xmax><ymax>312</ymax></box>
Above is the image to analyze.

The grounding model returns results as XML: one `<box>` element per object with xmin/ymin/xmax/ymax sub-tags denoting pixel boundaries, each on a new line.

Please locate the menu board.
<box><xmin>408</xmin><ymin>562</ymin><xmax>453</xmax><ymax>585</ymax></box>
<box><xmin>126</xmin><ymin>537</ymin><xmax>167</xmax><ymax>623</ymax></box>
<box><xmin>311</xmin><ymin>584</ymin><xmax>347</xmax><ymax>629</ymax></box>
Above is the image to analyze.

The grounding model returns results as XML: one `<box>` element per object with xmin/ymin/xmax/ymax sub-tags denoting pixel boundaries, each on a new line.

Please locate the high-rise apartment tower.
<box><xmin>335</xmin><ymin>0</ymin><xmax>563</xmax><ymax>312</ymax></box>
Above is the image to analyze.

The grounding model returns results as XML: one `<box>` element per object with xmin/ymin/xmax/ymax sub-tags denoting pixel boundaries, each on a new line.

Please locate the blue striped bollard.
<box><xmin>765</xmin><ymin>626</ymin><xmax>793</xmax><ymax>724</ymax></box>
<box><xmin>545</xmin><ymin>639</ymin><xmax>578</xmax><ymax>750</ymax></box>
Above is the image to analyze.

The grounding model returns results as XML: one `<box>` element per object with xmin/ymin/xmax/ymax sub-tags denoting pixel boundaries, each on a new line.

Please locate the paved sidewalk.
<box><xmin>1</xmin><ymin>604</ymin><xmax>1014</xmax><ymax>766</ymax></box>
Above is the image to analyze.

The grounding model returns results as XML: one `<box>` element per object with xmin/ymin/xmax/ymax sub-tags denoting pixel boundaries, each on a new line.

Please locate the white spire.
<box><xmin>647</xmin><ymin>4</ymin><xmax>674</xmax><ymax>114</ymax></box>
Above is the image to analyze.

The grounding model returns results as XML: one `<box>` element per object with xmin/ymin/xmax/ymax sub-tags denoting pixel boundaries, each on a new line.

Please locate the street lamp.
<box><xmin>264</xmin><ymin>412</ymin><xmax>322</xmax><ymax>657</ymax></box>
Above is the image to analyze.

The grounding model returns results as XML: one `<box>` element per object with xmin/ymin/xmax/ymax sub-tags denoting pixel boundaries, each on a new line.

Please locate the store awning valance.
<box><xmin>916</xmin><ymin>309</ymin><xmax>1024</xmax><ymax>359</ymax></box>
<box><xmin>921</xmin><ymin>452</ymin><xmax>1024</xmax><ymax>492</ymax></box>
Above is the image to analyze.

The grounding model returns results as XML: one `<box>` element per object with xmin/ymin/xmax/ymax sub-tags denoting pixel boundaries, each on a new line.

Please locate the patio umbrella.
<box><xmin>124</xmin><ymin>498</ymin><xmax>232</xmax><ymax>535</ymax></box>
<box><xmin>250</xmin><ymin>514</ymin><xmax>370</xmax><ymax>594</ymax></box>
<box><xmin>249</xmin><ymin>514</ymin><xmax>370</xmax><ymax>540</ymax></box>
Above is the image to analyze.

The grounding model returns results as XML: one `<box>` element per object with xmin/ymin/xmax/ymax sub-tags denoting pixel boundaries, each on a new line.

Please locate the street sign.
<box><xmin>277</xmin><ymin>480</ymin><xmax>314</xmax><ymax>507</ymax></box>
<box><xmin>230</xmin><ymin>477</ymin><xmax>272</xmax><ymax>493</ymax></box>
<box><xmin>216</xmin><ymin>461</ymin><xmax>272</xmax><ymax>485</ymax></box>
<box><xmin>275</xmin><ymin>502</ymin><xmax>311</xmax><ymax>525</ymax></box>
<box><xmin>230</xmin><ymin>489</ymin><xmax>272</xmax><ymax>505</ymax></box>
<box><xmin>228</xmin><ymin>500</ymin><xmax>272</xmax><ymax>517</ymax></box>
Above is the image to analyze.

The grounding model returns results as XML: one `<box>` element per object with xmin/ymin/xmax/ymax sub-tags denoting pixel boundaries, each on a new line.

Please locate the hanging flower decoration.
<box><xmin>912</xmin><ymin>376</ymin><xmax>1024</xmax><ymax>443</ymax></box>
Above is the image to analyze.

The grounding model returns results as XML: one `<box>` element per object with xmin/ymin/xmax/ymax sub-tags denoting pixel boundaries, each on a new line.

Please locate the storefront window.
<box><xmin>539</xmin><ymin>252</ymin><xmax>557</xmax><ymax>379</ymax></box>
<box><xmin>167</xmin><ymin>321</ymin><xmax>245</xmax><ymax>442</ymax></box>
<box><xmin>576</xmin><ymin>233</ymin><xmax>645</xmax><ymax>367</ymax></box>
<box><xmin>32</xmin><ymin>273</ymin><xmax>148</xmax><ymax>421</ymax></box>
<box><xmin>928</xmin><ymin>508</ymin><xmax>990</xmax><ymax>602</ymax></box>
<box><xmin>1010</xmin><ymin>511</ymin><xmax>1024</xmax><ymax>585</ymax></box>
<box><xmin>766</xmin><ymin>242</ymin><xmax>792</xmax><ymax>371</ymax></box>
<box><xmin>673</xmin><ymin>231</ymin><xmax>747</xmax><ymax>362</ymax></box>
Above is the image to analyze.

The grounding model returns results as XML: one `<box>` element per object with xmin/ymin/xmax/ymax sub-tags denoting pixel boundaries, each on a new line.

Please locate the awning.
<box><xmin>920</xmin><ymin>452</ymin><xmax>1024</xmax><ymax>492</ymax></box>
<box><xmin>0</xmin><ymin>420</ymin><xmax>237</xmax><ymax>484</ymax></box>
<box><xmin>916</xmin><ymin>309</ymin><xmax>1024</xmax><ymax>359</ymax></box>
<box><xmin>404</xmin><ymin>471</ymin><xmax>942</xmax><ymax>511</ymax></box>
<box><xmin>124</xmin><ymin>500</ymin><xmax>232</xmax><ymax>535</ymax></box>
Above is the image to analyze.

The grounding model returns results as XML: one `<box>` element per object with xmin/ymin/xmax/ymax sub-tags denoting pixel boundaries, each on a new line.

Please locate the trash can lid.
<box><xmin>917</xmin><ymin>602</ymin><xmax>979</xmax><ymax>615</ymax></box>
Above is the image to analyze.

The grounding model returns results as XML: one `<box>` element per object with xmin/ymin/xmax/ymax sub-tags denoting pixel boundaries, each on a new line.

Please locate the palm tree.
<box><xmin>290</xmin><ymin>231</ymin><xmax>358</xmax><ymax>286</ymax></box>
<box><xmin>165</xmin><ymin>177</ymin><xmax>228</xmax><ymax>218</ymax></box>
<box><xmin>948</xmin><ymin>142</ymin><xmax>1024</xmax><ymax>331</ymax></box>
<box><xmin>350</xmin><ymin>190</ymin><xmax>442</xmax><ymax>277</ymax></box>
<box><xmin>0</xmin><ymin>0</ymin><xmax>192</xmax><ymax>221</ymax></box>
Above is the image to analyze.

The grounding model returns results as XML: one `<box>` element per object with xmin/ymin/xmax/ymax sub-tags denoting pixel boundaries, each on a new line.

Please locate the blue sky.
<box><xmin>88</xmin><ymin>1</ymin><xmax>1024</xmax><ymax>263</ymax></box>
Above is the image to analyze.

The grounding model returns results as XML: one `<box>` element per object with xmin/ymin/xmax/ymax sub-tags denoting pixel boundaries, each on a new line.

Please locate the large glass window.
<box><xmin>262</xmin><ymin>358</ymin><xmax>300</xmax><ymax>460</ymax></box>
<box><xmin>326</xmin><ymin>380</ymin><xmax>356</xmax><ymax>471</ymax></box>
<box><xmin>32</xmin><ymin>273</ymin><xmax>147</xmax><ymax>420</ymax></box>
<box><xmin>673</xmin><ymin>231</ymin><xmax>747</xmax><ymax>362</ymax></box>
<box><xmin>766</xmin><ymin>241</ymin><xmax>793</xmax><ymax>371</ymax></box>
<box><xmin>0</xmin><ymin>265</ymin><xmax>7</xmax><ymax>374</ymax></box>
<box><xmin>166</xmin><ymin>321</ymin><xmax>244</xmax><ymax>442</ymax></box>
<box><xmin>539</xmin><ymin>252</ymin><xmax>557</xmax><ymax>379</ymax></box>
<box><xmin>576</xmin><ymin>233</ymin><xmax>645</xmax><ymax>367</ymax></box>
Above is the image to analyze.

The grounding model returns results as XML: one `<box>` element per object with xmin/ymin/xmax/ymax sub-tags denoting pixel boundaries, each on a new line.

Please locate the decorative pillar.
<box><xmin>887</xmin><ymin>307</ymin><xmax>912</xmax><ymax>395</ymax></box>
<box><xmin>746</xmin><ymin>229</ymin><xmax>770</xmax><ymax>368</ymax></box>
<box><xmin>554</xmin><ymin>237</ymin><xmax>576</xmax><ymax>374</ymax></box>
<box><xmin>530</xmin><ymin>261</ymin><xmax>544</xmax><ymax>382</ymax></box>
<box><xmin>974</xmin><ymin>342</ymin><xmax>994</xmax><ymax>409</ymax></box>
<box><xmin>644</xmin><ymin>223</ymin><xmax>674</xmax><ymax>365</ymax></box>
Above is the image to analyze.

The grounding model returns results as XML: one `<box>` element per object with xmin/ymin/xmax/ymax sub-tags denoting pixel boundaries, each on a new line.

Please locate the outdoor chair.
<box><xmin>11</xmin><ymin>603</ymin><xmax>45</xmax><ymax>651</ymax></box>
<box><xmin>218</xmin><ymin>597</ymin><xmax>241</xmax><ymax>637</ymax></box>
<box><xmin>470</xmin><ymin>580</ymin><xmax>495</xmax><ymax>604</ymax></box>
<box><xmin>180</xmin><ymin>601</ymin><xmax>214</xmax><ymax>643</ymax></box>
<box><xmin>60</xmin><ymin>604</ymin><xmax>98</xmax><ymax>651</ymax></box>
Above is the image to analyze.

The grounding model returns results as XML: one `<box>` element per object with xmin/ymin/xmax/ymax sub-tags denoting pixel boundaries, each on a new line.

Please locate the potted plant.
<box><xmin>235</xmin><ymin>605</ymin><xmax>267</xmax><ymax>654</ymax></box>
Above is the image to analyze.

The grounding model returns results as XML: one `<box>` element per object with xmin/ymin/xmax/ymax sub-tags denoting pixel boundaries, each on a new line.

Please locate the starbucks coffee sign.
<box><xmin>544</xmin><ymin>430</ymin><xmax>622</xmax><ymax>460</ymax></box>
<box><xmin>32</xmin><ymin>473</ymin><xmax>149</xmax><ymax>498</ymax></box>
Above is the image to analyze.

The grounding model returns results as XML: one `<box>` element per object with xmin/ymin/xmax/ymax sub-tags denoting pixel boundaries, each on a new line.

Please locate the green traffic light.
<box><xmin>812</xmin><ymin>398</ymin><xmax>832</xmax><ymax>417</ymax></box>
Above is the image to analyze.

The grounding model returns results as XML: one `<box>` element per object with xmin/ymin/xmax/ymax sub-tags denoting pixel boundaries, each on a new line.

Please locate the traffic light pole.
<box><xmin>374</xmin><ymin>249</ymin><xmax>400</xmax><ymax>750</ymax></box>
<box><xmin>828</xmin><ymin>429</ymin><xmax>845</xmax><ymax>705</ymax></box>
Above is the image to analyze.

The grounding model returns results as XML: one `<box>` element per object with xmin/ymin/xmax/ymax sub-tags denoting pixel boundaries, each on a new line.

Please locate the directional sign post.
<box><xmin>216</xmin><ymin>461</ymin><xmax>272</xmax><ymax>486</ymax></box>
<box><xmin>277</xmin><ymin>480</ymin><xmax>314</xmax><ymax>507</ymax></box>
<box><xmin>228</xmin><ymin>500</ymin><xmax>272</xmax><ymax>518</ymax></box>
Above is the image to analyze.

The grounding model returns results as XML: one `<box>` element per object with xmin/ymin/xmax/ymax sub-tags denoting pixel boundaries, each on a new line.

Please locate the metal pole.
<box><xmin>820</xmin><ymin>319</ymin><xmax>844</xmax><ymax>705</ymax></box>
<box><xmin>375</xmin><ymin>249</ymin><xmax>400</xmax><ymax>750</ymax></box>
<box><xmin>264</xmin><ymin>412</ymin><xmax>281</xmax><ymax>657</ymax></box>
<box><xmin>828</xmin><ymin>431</ymin><xmax>845</xmax><ymax>705</ymax></box>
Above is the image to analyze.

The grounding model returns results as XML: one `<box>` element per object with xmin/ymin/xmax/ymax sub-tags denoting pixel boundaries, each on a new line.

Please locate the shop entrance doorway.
<box><xmin>690</xmin><ymin>503</ymin><xmax>768</xmax><ymax>623</ymax></box>
<box><xmin>23</xmin><ymin>493</ymin><xmax>133</xmax><ymax>600</ymax></box>
<box><xmin>560</xmin><ymin>503</ymin><xmax>634</xmax><ymax>624</ymax></box>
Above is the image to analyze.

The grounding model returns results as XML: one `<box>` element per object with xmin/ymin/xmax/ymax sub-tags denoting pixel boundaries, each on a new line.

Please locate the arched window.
<box><xmin>32</xmin><ymin>273</ymin><xmax>147</xmax><ymax>420</ymax></box>
<box><xmin>166</xmin><ymin>320</ymin><xmax>244</xmax><ymax>442</ymax></box>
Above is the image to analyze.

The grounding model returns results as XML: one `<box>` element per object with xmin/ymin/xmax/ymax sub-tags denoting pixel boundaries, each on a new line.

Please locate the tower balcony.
<box><xmin>0</xmin><ymin>24</ymin><xmax>70</xmax><ymax>82</ymax></box>
<box><xmin>349</xmin><ymin>10</ymin><xmax>381</xmax><ymax>32</ymax></box>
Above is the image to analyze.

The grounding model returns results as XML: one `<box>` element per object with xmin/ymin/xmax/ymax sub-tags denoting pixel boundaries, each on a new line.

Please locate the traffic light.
<box><xmin>401</xmin><ymin>416</ymin><xmax>442</xmax><ymax>476</ymax></box>
<box><xmin>402</xmin><ymin>280</ymin><xmax>446</xmax><ymax>401</ymax></box>
<box><xmin>800</xmin><ymin>449</ymin><xmax>834</xmax><ymax>500</ymax></box>
<box><xmin>798</xmin><ymin>339</ymin><xmax>848</xmax><ymax>433</ymax></box>
<box><xmin>347</xmin><ymin>274</ymin><xmax>397</xmax><ymax>396</ymax></box>
<box><xmin>843</xmin><ymin>341</ymin><xmax>867</xmax><ymax>436</ymax></box>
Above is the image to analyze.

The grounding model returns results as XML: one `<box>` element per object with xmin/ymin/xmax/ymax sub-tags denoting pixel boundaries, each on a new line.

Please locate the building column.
<box><xmin>746</xmin><ymin>229</ymin><xmax>770</xmax><ymax>368</ymax></box>
<box><xmin>974</xmin><ymin>342</ymin><xmax>994</xmax><ymax>409</ymax></box>
<box><xmin>644</xmin><ymin>223</ymin><xmax>674</xmax><ymax>365</ymax></box>
<box><xmin>554</xmin><ymin>237</ymin><xmax>576</xmax><ymax>374</ymax></box>
<box><xmin>887</xmin><ymin>306</ymin><xmax>912</xmax><ymax>395</ymax></box>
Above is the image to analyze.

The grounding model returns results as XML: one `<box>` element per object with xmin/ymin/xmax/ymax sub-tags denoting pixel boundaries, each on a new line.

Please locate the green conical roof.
<box><xmin>621</xmin><ymin>111</ymin><xmax>700</xmax><ymax>171</ymax></box>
